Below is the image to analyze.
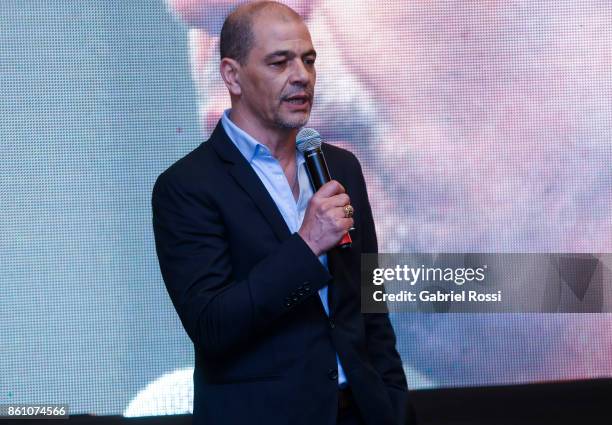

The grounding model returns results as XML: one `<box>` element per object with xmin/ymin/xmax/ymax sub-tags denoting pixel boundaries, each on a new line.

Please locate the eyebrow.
<box><xmin>264</xmin><ymin>49</ymin><xmax>317</xmax><ymax>61</ymax></box>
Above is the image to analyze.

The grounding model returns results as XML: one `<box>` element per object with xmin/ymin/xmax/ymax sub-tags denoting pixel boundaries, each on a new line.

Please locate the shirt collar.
<box><xmin>220</xmin><ymin>109</ymin><xmax>305</xmax><ymax>166</ymax></box>
<box><xmin>221</xmin><ymin>109</ymin><xmax>268</xmax><ymax>163</ymax></box>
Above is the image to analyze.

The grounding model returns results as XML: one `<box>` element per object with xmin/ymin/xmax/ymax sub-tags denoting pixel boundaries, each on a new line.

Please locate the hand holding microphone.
<box><xmin>296</xmin><ymin>128</ymin><xmax>354</xmax><ymax>256</ymax></box>
<box><xmin>298</xmin><ymin>180</ymin><xmax>354</xmax><ymax>256</ymax></box>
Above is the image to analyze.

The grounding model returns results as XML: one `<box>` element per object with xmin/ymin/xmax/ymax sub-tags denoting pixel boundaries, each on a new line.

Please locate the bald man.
<box><xmin>152</xmin><ymin>2</ymin><xmax>410</xmax><ymax>424</ymax></box>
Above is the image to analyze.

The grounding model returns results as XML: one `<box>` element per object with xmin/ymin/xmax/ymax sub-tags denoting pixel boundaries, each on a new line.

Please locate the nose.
<box><xmin>290</xmin><ymin>59</ymin><xmax>312</xmax><ymax>86</ymax></box>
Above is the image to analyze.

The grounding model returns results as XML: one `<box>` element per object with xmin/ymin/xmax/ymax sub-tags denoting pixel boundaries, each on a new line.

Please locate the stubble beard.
<box><xmin>273</xmin><ymin>99</ymin><xmax>313</xmax><ymax>129</ymax></box>
<box><xmin>273</xmin><ymin>90</ymin><xmax>314</xmax><ymax>129</ymax></box>
<box><xmin>273</xmin><ymin>111</ymin><xmax>311</xmax><ymax>129</ymax></box>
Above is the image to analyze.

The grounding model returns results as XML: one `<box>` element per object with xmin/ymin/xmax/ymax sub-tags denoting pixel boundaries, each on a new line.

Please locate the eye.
<box><xmin>304</xmin><ymin>57</ymin><xmax>316</xmax><ymax>66</ymax></box>
<box><xmin>270</xmin><ymin>60</ymin><xmax>287</xmax><ymax>67</ymax></box>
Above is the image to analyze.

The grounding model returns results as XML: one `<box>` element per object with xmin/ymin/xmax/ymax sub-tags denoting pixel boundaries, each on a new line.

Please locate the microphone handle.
<box><xmin>303</xmin><ymin>148</ymin><xmax>353</xmax><ymax>249</ymax></box>
<box><xmin>303</xmin><ymin>149</ymin><xmax>331</xmax><ymax>188</ymax></box>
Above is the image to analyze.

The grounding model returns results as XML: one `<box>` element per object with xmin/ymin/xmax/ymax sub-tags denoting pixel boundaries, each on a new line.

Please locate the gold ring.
<box><xmin>343</xmin><ymin>204</ymin><xmax>354</xmax><ymax>218</ymax></box>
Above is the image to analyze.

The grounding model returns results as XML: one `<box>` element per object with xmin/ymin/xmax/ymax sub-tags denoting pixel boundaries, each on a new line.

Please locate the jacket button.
<box><xmin>328</xmin><ymin>369</ymin><xmax>338</xmax><ymax>380</ymax></box>
<box><xmin>329</xmin><ymin>320</ymin><xmax>336</xmax><ymax>329</ymax></box>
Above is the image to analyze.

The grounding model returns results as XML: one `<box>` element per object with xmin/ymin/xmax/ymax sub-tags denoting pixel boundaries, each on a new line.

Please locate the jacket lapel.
<box><xmin>207</xmin><ymin>122</ymin><xmax>292</xmax><ymax>242</ymax></box>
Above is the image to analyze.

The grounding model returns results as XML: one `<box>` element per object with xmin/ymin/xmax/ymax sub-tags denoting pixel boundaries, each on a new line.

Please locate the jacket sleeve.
<box><xmin>151</xmin><ymin>171</ymin><xmax>332</xmax><ymax>359</ymax></box>
<box><xmin>352</xmin><ymin>157</ymin><xmax>411</xmax><ymax>424</ymax></box>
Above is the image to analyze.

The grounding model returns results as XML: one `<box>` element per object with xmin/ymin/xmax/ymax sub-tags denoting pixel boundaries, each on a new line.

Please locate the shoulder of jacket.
<box><xmin>321</xmin><ymin>142</ymin><xmax>364</xmax><ymax>177</ymax></box>
<box><xmin>153</xmin><ymin>141</ymin><xmax>219</xmax><ymax>194</ymax></box>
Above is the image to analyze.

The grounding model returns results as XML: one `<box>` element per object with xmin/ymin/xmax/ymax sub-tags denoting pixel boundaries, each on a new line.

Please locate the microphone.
<box><xmin>296</xmin><ymin>128</ymin><xmax>352</xmax><ymax>249</ymax></box>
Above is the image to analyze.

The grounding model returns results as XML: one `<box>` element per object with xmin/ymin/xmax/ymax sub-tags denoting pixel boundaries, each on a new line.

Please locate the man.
<box><xmin>152</xmin><ymin>2</ymin><xmax>409</xmax><ymax>424</ymax></box>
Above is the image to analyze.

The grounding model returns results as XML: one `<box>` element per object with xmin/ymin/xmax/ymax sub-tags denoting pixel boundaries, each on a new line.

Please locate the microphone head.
<box><xmin>296</xmin><ymin>127</ymin><xmax>323</xmax><ymax>153</ymax></box>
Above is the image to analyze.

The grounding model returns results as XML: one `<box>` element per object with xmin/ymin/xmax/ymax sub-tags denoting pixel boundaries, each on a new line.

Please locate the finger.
<box><xmin>322</xmin><ymin>193</ymin><xmax>350</xmax><ymax>210</ymax></box>
<box><xmin>329</xmin><ymin>206</ymin><xmax>348</xmax><ymax>220</ymax></box>
<box><xmin>316</xmin><ymin>180</ymin><xmax>345</xmax><ymax>198</ymax></box>
<box><xmin>338</xmin><ymin>217</ymin><xmax>354</xmax><ymax>232</ymax></box>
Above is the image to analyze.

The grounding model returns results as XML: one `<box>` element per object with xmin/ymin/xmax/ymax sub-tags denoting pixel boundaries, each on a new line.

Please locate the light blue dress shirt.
<box><xmin>221</xmin><ymin>109</ymin><xmax>347</xmax><ymax>387</ymax></box>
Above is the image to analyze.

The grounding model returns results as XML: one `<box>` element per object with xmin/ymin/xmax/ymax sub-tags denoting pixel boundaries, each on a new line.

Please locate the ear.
<box><xmin>220</xmin><ymin>58</ymin><xmax>242</xmax><ymax>96</ymax></box>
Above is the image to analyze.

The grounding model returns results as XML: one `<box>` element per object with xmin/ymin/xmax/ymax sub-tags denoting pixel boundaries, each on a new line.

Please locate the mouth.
<box><xmin>282</xmin><ymin>93</ymin><xmax>311</xmax><ymax>106</ymax></box>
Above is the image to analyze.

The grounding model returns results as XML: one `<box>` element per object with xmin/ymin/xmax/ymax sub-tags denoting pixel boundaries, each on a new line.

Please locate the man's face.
<box><xmin>237</xmin><ymin>13</ymin><xmax>316</xmax><ymax>129</ymax></box>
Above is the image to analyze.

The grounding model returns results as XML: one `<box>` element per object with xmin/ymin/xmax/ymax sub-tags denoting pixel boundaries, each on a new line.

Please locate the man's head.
<box><xmin>219</xmin><ymin>1</ymin><xmax>316</xmax><ymax>132</ymax></box>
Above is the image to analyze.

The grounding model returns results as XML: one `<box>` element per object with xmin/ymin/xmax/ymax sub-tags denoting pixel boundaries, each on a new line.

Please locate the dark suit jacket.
<box><xmin>152</xmin><ymin>122</ymin><xmax>409</xmax><ymax>425</ymax></box>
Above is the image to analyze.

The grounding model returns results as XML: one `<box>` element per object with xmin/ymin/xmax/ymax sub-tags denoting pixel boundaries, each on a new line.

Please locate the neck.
<box><xmin>229</xmin><ymin>108</ymin><xmax>297</xmax><ymax>163</ymax></box>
